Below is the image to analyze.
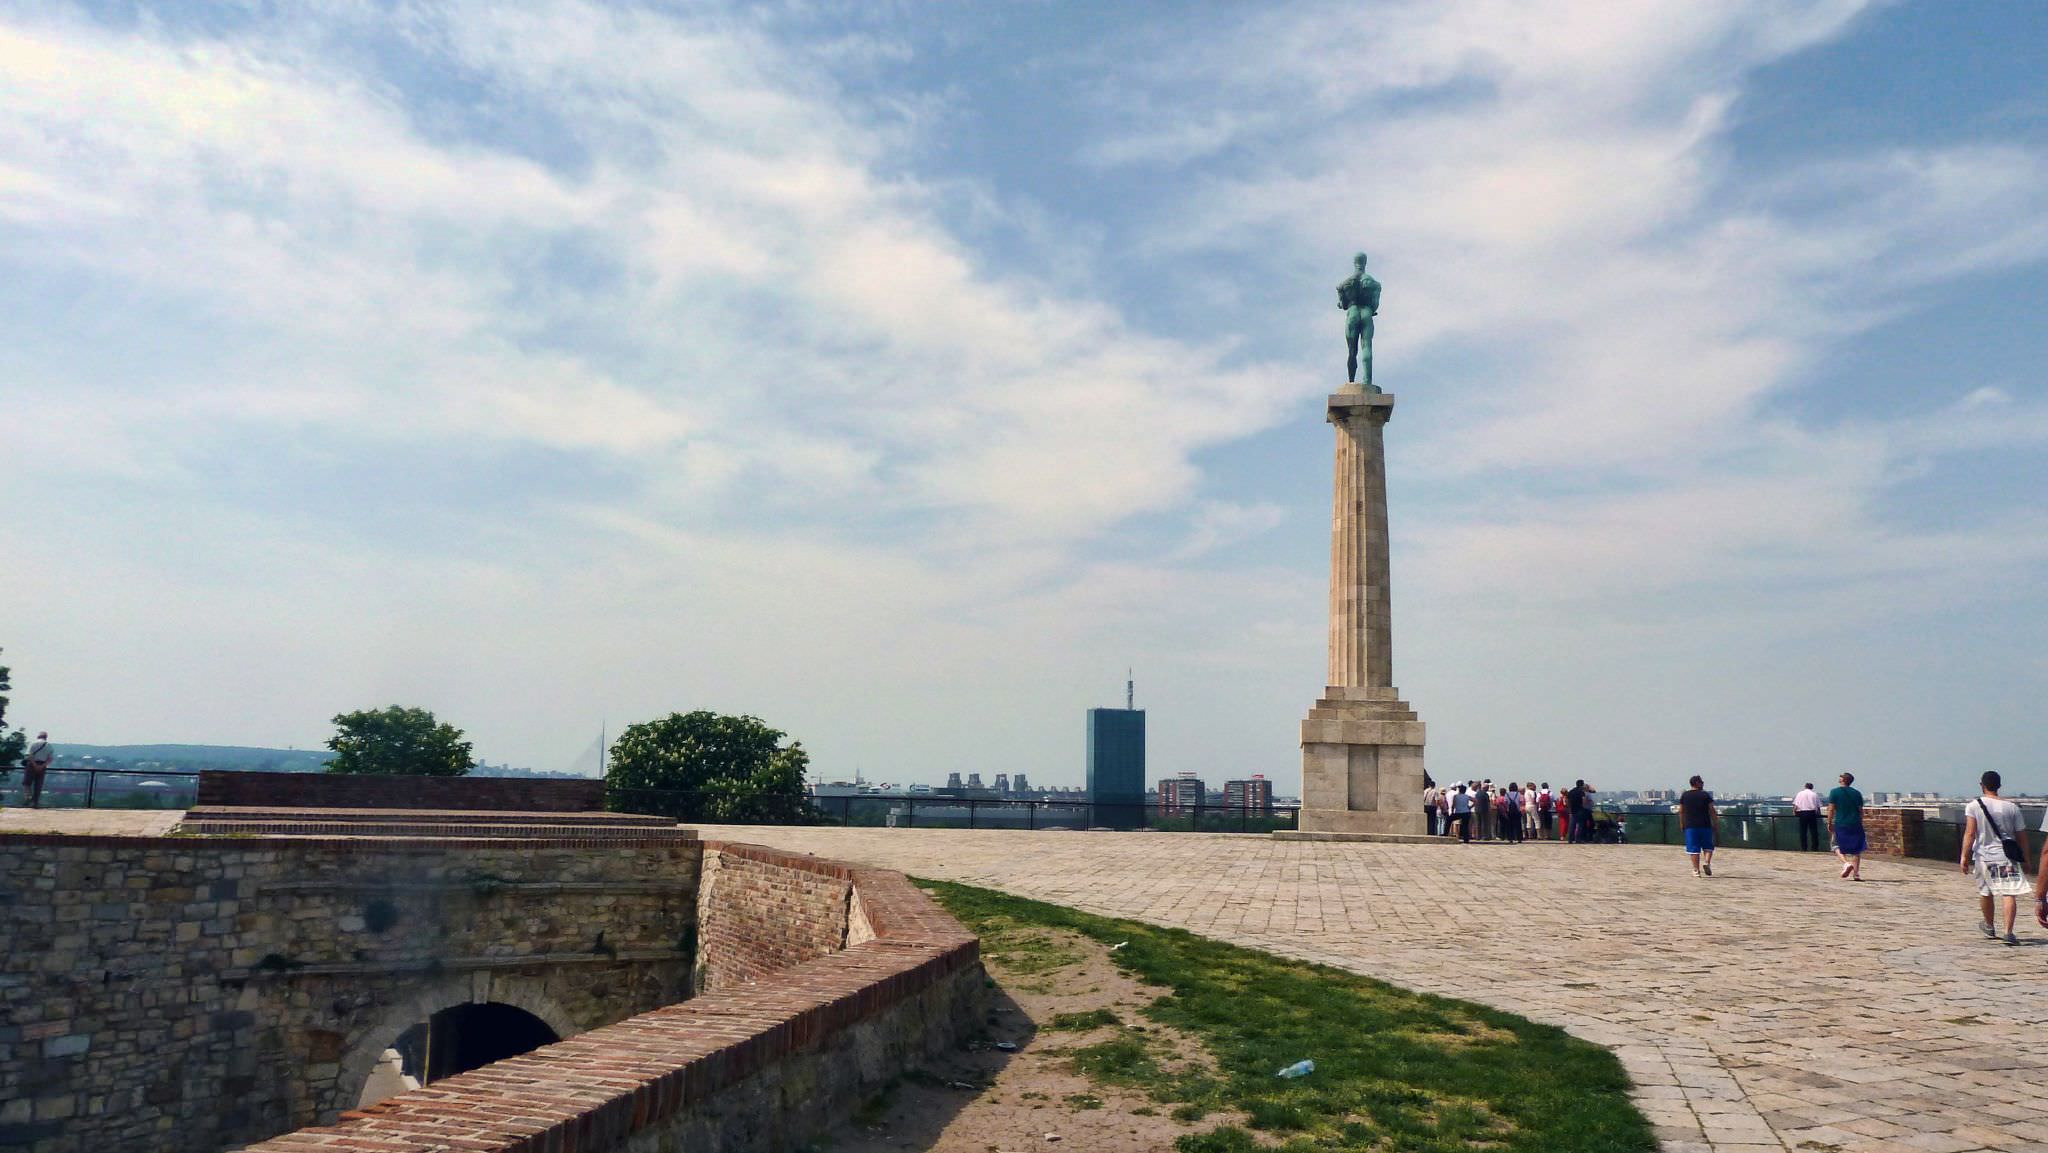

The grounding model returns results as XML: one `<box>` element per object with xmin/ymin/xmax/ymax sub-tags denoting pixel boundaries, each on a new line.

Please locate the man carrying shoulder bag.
<box><xmin>1963</xmin><ymin>770</ymin><xmax>2029</xmax><ymax>946</ymax></box>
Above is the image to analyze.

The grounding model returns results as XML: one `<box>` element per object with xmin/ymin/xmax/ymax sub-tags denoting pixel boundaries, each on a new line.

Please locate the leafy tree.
<box><xmin>605</xmin><ymin>710</ymin><xmax>815</xmax><ymax>822</ymax></box>
<box><xmin>0</xmin><ymin>650</ymin><xmax>23</xmax><ymax>779</ymax></box>
<box><xmin>324</xmin><ymin>706</ymin><xmax>474</xmax><ymax>777</ymax></box>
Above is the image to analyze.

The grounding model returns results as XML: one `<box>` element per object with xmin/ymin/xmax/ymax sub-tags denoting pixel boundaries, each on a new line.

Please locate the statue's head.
<box><xmin>1353</xmin><ymin>252</ymin><xmax>1368</xmax><ymax>270</ymax></box>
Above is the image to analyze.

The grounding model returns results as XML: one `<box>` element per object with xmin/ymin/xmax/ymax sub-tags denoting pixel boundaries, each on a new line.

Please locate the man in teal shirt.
<box><xmin>1827</xmin><ymin>772</ymin><xmax>1866</xmax><ymax>880</ymax></box>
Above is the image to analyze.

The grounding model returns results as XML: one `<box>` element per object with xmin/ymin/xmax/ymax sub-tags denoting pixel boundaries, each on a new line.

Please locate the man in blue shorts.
<box><xmin>1678</xmin><ymin>775</ymin><xmax>1718</xmax><ymax>877</ymax></box>
<box><xmin>1828</xmin><ymin>772</ymin><xmax>1866</xmax><ymax>881</ymax></box>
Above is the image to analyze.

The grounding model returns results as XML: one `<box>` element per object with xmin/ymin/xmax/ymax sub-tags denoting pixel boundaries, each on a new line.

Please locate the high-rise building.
<box><xmin>1087</xmin><ymin>675</ymin><xmax>1146</xmax><ymax>829</ymax></box>
<box><xmin>1224</xmin><ymin>775</ymin><xmax>1273</xmax><ymax>813</ymax></box>
<box><xmin>944</xmin><ymin>771</ymin><xmax>963</xmax><ymax>790</ymax></box>
<box><xmin>1157</xmin><ymin>772</ymin><xmax>1204</xmax><ymax>814</ymax></box>
<box><xmin>1012</xmin><ymin>772</ymin><xmax>1030</xmax><ymax>794</ymax></box>
<box><xmin>993</xmin><ymin>773</ymin><xmax>1010</xmax><ymax>794</ymax></box>
<box><xmin>967</xmin><ymin>772</ymin><xmax>984</xmax><ymax>790</ymax></box>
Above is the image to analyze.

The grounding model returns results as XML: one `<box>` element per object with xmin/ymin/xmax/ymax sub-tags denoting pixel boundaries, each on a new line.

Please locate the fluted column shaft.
<box><xmin>1327</xmin><ymin>394</ymin><xmax>1393</xmax><ymax>688</ymax></box>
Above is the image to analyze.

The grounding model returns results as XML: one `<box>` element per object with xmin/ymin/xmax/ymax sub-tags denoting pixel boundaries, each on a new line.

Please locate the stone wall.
<box><xmin>240</xmin><ymin>844</ymin><xmax>985</xmax><ymax>1153</ymax></box>
<box><xmin>1864</xmin><ymin>808</ymin><xmax>1925</xmax><ymax>858</ymax></box>
<box><xmin>195</xmin><ymin>770</ymin><xmax>605</xmax><ymax>811</ymax></box>
<box><xmin>0</xmin><ymin>833</ymin><xmax>698</xmax><ymax>1152</ymax></box>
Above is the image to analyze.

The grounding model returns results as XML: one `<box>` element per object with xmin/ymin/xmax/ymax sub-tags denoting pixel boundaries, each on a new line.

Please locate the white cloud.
<box><xmin>1</xmin><ymin>0</ymin><xmax>2043</xmax><ymax>794</ymax></box>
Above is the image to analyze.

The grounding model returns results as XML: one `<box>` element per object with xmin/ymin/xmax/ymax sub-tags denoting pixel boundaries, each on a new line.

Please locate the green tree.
<box><xmin>324</xmin><ymin>706</ymin><xmax>475</xmax><ymax>776</ymax></box>
<box><xmin>0</xmin><ymin>650</ymin><xmax>24</xmax><ymax>780</ymax></box>
<box><xmin>605</xmin><ymin>710</ymin><xmax>815</xmax><ymax>822</ymax></box>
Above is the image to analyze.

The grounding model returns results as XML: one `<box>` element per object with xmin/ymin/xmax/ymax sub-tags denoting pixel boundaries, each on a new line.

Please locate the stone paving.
<box><xmin>689</xmin><ymin>826</ymin><xmax>2048</xmax><ymax>1153</ymax></box>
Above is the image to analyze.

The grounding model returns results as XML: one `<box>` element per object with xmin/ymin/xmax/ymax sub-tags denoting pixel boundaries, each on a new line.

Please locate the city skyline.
<box><xmin>4</xmin><ymin>2</ymin><xmax>2046</xmax><ymax>798</ymax></box>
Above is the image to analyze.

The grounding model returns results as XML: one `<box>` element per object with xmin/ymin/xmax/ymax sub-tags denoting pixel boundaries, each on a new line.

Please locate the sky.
<box><xmin>3</xmin><ymin>0</ymin><xmax>2045</xmax><ymax>796</ymax></box>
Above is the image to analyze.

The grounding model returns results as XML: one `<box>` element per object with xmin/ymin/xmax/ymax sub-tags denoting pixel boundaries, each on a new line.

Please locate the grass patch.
<box><xmin>1048</xmin><ymin>1007</ymin><xmax>1122</xmax><ymax>1031</ymax></box>
<box><xmin>923</xmin><ymin>880</ymin><xmax>1655</xmax><ymax>1153</ymax></box>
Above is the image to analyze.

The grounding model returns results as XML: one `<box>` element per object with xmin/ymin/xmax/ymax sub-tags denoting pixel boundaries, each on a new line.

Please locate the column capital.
<box><xmin>1327</xmin><ymin>387</ymin><xmax>1394</xmax><ymax>425</ymax></box>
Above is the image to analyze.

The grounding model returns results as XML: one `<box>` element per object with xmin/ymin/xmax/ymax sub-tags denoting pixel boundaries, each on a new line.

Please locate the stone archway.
<box><xmin>330</xmin><ymin>974</ymin><xmax>584</xmax><ymax>1121</ymax></box>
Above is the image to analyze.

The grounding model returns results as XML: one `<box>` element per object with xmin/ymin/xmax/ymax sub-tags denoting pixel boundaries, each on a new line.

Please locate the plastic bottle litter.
<box><xmin>1108</xmin><ymin>941</ymin><xmax>1128</xmax><ymax>952</ymax></box>
<box><xmin>1276</xmin><ymin>1059</ymin><xmax>1315</xmax><ymax>1079</ymax></box>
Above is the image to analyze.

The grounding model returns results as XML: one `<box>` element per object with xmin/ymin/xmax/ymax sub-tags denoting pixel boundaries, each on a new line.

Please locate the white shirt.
<box><xmin>1970</xmin><ymin>796</ymin><xmax>2024</xmax><ymax>867</ymax></box>
<box><xmin>1793</xmin><ymin>788</ymin><xmax>1821</xmax><ymax>812</ymax></box>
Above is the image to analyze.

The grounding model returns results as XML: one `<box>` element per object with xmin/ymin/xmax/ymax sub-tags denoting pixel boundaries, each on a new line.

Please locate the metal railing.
<box><xmin>606</xmin><ymin>787</ymin><xmax>1300</xmax><ymax>833</ymax></box>
<box><xmin>0</xmin><ymin>767</ymin><xmax>201</xmax><ymax>810</ymax></box>
<box><xmin>2</xmin><ymin>773</ymin><xmax>1302</xmax><ymax>830</ymax></box>
<box><xmin>1619</xmin><ymin>808</ymin><xmax>2044</xmax><ymax>871</ymax></box>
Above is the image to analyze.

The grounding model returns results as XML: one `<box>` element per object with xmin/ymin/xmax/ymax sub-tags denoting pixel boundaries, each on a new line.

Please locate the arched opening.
<box><xmin>357</xmin><ymin>1002</ymin><xmax>559</xmax><ymax>1107</ymax></box>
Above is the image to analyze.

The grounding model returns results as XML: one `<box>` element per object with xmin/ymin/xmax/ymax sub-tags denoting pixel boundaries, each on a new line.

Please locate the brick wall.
<box><xmin>1864</xmin><ymin>808</ymin><xmax>1925</xmax><ymax>857</ymax></box>
<box><xmin>195</xmin><ymin>770</ymin><xmax>605</xmax><ymax>811</ymax></box>
<box><xmin>695</xmin><ymin>845</ymin><xmax>855</xmax><ymax>990</ymax></box>
<box><xmin>0</xmin><ymin>833</ymin><xmax>698</xmax><ymax>1153</ymax></box>
<box><xmin>240</xmin><ymin>842</ymin><xmax>985</xmax><ymax>1153</ymax></box>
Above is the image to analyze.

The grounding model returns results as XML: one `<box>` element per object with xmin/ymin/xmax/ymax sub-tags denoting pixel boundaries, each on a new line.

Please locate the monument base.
<box><xmin>1273</xmin><ymin>828</ymin><xmax>1441</xmax><ymax>844</ymax></box>
<box><xmin>1296</xmin><ymin>685</ymin><xmax>1425</xmax><ymax>837</ymax></box>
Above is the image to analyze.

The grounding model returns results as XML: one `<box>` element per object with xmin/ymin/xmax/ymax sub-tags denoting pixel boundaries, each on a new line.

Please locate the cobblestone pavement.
<box><xmin>694</xmin><ymin>826</ymin><xmax>2048</xmax><ymax>1153</ymax></box>
<box><xmin>0</xmin><ymin>806</ymin><xmax>182</xmax><ymax>836</ymax></box>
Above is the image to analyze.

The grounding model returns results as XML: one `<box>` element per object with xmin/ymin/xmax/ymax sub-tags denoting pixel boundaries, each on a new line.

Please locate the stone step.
<box><xmin>176</xmin><ymin>818</ymin><xmax>694</xmax><ymax>840</ymax></box>
<box><xmin>179</xmin><ymin>806</ymin><xmax>670</xmax><ymax>827</ymax></box>
<box><xmin>1307</xmin><ymin>706</ymin><xmax>1416</xmax><ymax>722</ymax></box>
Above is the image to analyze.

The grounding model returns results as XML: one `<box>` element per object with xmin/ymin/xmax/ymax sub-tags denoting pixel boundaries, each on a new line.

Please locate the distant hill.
<box><xmin>51</xmin><ymin>743</ymin><xmax>579</xmax><ymax>778</ymax></box>
<box><xmin>54</xmin><ymin>744</ymin><xmax>330</xmax><ymax>773</ymax></box>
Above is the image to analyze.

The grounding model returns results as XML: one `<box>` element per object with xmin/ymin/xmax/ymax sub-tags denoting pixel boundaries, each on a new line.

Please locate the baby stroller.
<box><xmin>1589</xmin><ymin>809</ymin><xmax>1628</xmax><ymax>844</ymax></box>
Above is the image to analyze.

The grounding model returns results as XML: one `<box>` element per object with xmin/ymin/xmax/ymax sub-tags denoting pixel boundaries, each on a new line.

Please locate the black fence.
<box><xmin>0</xmin><ymin>767</ymin><xmax>201</xmax><ymax>810</ymax></box>
<box><xmin>5</xmin><ymin>773</ymin><xmax>1301</xmax><ymax>832</ymax></box>
<box><xmin>608</xmin><ymin>788</ymin><xmax>1301</xmax><ymax>833</ymax></box>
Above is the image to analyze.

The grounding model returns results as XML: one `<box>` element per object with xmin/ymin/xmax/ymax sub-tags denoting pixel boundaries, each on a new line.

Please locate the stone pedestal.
<box><xmin>1296</xmin><ymin>386</ymin><xmax>1426</xmax><ymax>837</ymax></box>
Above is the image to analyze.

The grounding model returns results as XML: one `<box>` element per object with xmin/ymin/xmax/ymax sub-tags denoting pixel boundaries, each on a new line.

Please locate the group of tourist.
<box><xmin>1679</xmin><ymin>772</ymin><xmax>1873</xmax><ymax>880</ymax></box>
<box><xmin>1421</xmin><ymin>777</ymin><xmax>1605</xmax><ymax>844</ymax></box>
<box><xmin>1677</xmin><ymin>770</ymin><xmax>2048</xmax><ymax>944</ymax></box>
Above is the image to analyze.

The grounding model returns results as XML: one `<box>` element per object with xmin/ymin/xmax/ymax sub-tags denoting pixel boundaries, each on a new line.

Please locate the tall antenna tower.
<box><xmin>1126</xmin><ymin>668</ymin><xmax>1134</xmax><ymax>711</ymax></box>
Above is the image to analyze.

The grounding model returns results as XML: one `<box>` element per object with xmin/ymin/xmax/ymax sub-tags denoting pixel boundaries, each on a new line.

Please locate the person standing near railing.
<box><xmin>1962</xmin><ymin>770</ymin><xmax>2028</xmax><ymax>946</ymax></box>
<box><xmin>1498</xmin><ymin>781</ymin><xmax>1522</xmax><ymax>843</ymax></box>
<box><xmin>23</xmin><ymin>731</ymin><xmax>53</xmax><ymax>809</ymax></box>
<box><xmin>1449</xmin><ymin>783</ymin><xmax>1472</xmax><ymax>843</ymax></box>
<box><xmin>1422</xmin><ymin>777</ymin><xmax>1441</xmax><ymax>837</ymax></box>
<box><xmin>1793</xmin><ymin>782</ymin><xmax>1824</xmax><ymax>851</ymax></box>
<box><xmin>1565</xmin><ymin>780</ymin><xmax>1591</xmax><ymax>843</ymax></box>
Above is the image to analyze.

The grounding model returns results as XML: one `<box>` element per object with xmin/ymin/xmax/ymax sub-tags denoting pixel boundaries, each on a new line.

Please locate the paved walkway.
<box><xmin>692</xmin><ymin>826</ymin><xmax>2048</xmax><ymax>1153</ymax></box>
<box><xmin>0</xmin><ymin>806</ymin><xmax>183</xmax><ymax>836</ymax></box>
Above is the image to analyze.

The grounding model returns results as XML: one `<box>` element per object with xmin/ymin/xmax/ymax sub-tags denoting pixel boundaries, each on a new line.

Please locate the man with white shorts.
<box><xmin>1962</xmin><ymin>770</ymin><xmax>2029</xmax><ymax>946</ymax></box>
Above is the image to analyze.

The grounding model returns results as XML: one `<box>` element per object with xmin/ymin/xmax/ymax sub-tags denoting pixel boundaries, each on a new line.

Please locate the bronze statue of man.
<box><xmin>1337</xmin><ymin>252</ymin><xmax>1382</xmax><ymax>388</ymax></box>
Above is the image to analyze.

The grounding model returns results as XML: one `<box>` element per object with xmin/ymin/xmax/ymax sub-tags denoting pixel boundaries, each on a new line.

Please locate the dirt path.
<box><xmin>820</xmin><ymin>924</ymin><xmax>1240</xmax><ymax>1153</ymax></box>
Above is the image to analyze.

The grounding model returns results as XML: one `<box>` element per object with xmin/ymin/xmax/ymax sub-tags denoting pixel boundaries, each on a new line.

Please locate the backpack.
<box><xmin>1538</xmin><ymin>792</ymin><xmax>1553</xmax><ymax>813</ymax></box>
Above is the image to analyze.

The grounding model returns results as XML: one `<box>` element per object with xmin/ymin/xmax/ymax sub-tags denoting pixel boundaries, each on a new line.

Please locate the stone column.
<box><xmin>1328</xmin><ymin>389</ymin><xmax>1393</xmax><ymax>689</ymax></box>
<box><xmin>1292</xmin><ymin>384</ymin><xmax>1427</xmax><ymax>840</ymax></box>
